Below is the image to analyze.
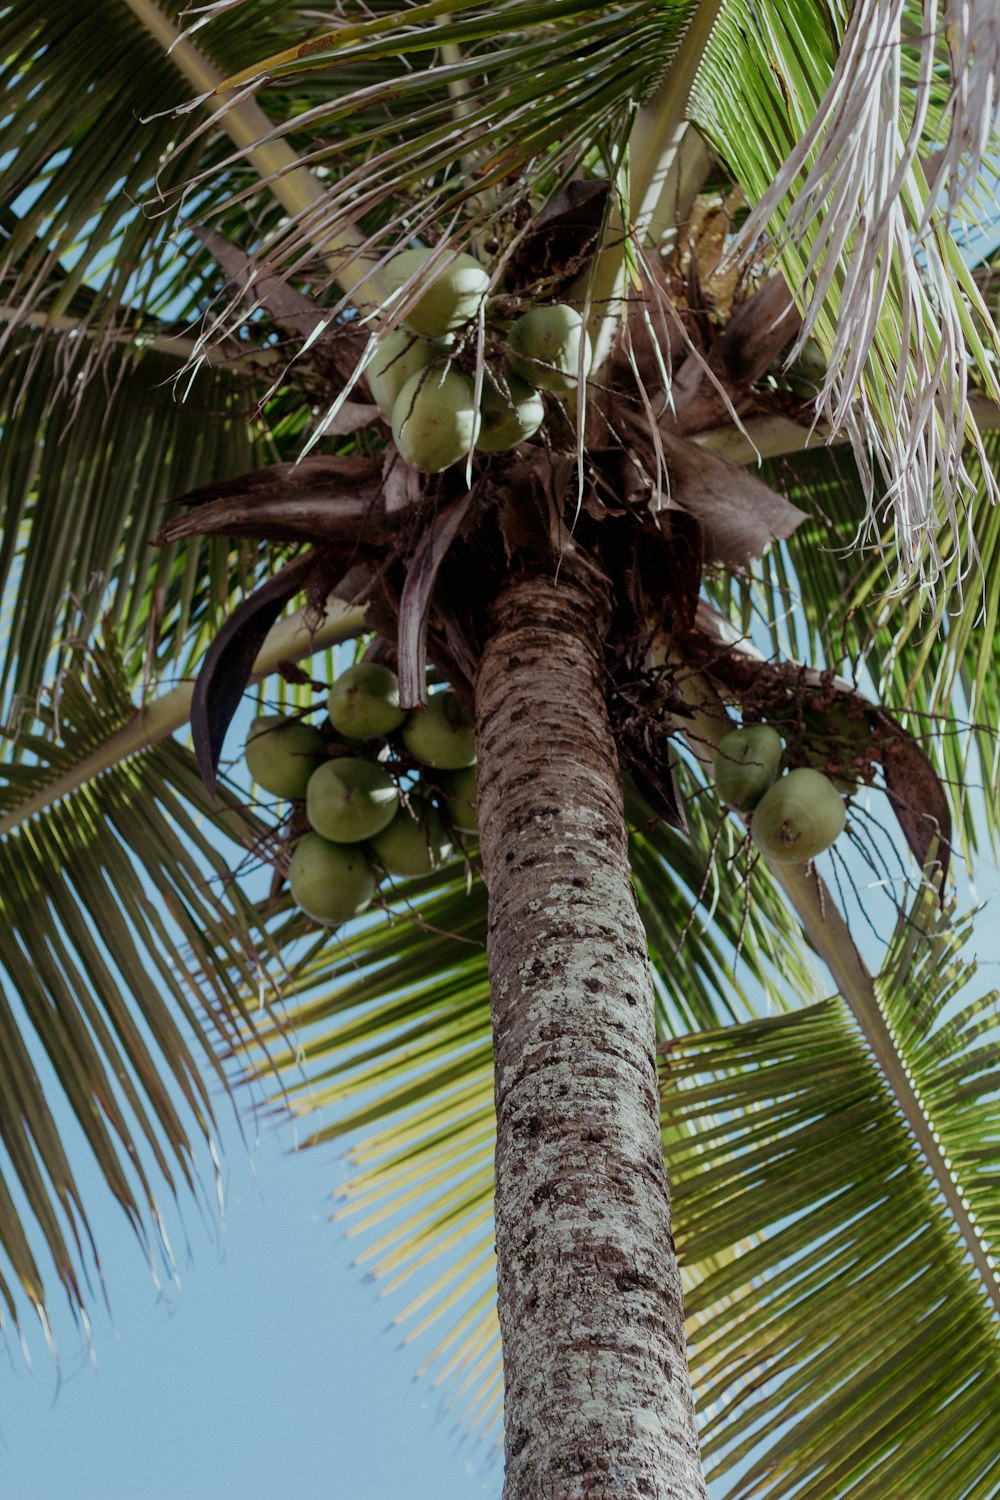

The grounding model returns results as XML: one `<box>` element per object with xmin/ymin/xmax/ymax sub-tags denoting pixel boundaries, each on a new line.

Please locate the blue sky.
<box><xmin>1</xmin><ymin>1080</ymin><xmax>502</xmax><ymax>1500</ymax></box>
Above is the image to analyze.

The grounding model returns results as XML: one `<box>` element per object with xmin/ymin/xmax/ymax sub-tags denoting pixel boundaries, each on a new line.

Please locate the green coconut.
<box><xmin>382</xmin><ymin>247</ymin><xmax>490</xmax><ymax>338</ymax></box>
<box><xmin>245</xmin><ymin>715</ymin><xmax>328</xmax><ymax>801</ymax></box>
<box><xmin>392</xmin><ymin>366</ymin><xmax>480</xmax><ymax>473</ymax></box>
<box><xmin>327</xmin><ymin>662</ymin><xmax>405</xmax><ymax>741</ymax></box>
<box><xmin>306</xmin><ymin>757</ymin><xmax>399</xmax><ymax>843</ymax></box>
<box><xmin>402</xmin><ymin>691</ymin><xmax>476</xmax><ymax>770</ymax></box>
<box><xmin>750</xmin><ymin>768</ymin><xmax>846</xmax><ymax>865</ymax></box>
<box><xmin>714</xmin><ymin>725</ymin><xmax>783</xmax><ymax>812</ymax></box>
<box><xmin>368</xmin><ymin>800</ymin><xmax>454</xmax><ymax>877</ymax></box>
<box><xmin>366</xmin><ymin>329</ymin><xmax>443</xmax><ymax>417</ymax></box>
<box><xmin>508</xmin><ymin>305</ymin><xmax>591</xmax><ymax>395</ymax></box>
<box><xmin>476</xmin><ymin>376</ymin><xmax>545</xmax><ymax>453</ymax></box>
<box><xmin>289</xmin><ymin>833</ymin><xmax>375</xmax><ymax>927</ymax></box>
<box><xmin>439</xmin><ymin>764</ymin><xmax>478</xmax><ymax>833</ymax></box>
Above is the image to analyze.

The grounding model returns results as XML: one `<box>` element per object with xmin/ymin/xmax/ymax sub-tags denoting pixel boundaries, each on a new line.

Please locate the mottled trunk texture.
<box><xmin>475</xmin><ymin>568</ymin><xmax>706</xmax><ymax>1500</ymax></box>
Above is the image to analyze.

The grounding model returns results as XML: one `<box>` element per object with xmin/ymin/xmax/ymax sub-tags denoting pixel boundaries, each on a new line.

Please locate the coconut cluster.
<box><xmin>713</xmin><ymin>724</ymin><xmax>847</xmax><ymax>865</ymax></box>
<box><xmin>245</xmin><ymin>663</ymin><xmax>478</xmax><ymax>928</ymax></box>
<box><xmin>368</xmin><ymin>245</ymin><xmax>592</xmax><ymax>473</ymax></box>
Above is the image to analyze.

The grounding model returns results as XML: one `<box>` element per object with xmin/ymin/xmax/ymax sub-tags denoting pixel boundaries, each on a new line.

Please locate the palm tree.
<box><xmin>2</xmin><ymin>0</ymin><xmax>999</xmax><ymax>1494</ymax></box>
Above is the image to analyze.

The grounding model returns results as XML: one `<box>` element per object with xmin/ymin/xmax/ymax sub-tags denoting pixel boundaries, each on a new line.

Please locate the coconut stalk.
<box><xmin>476</xmin><ymin>566</ymin><xmax>706</xmax><ymax>1499</ymax></box>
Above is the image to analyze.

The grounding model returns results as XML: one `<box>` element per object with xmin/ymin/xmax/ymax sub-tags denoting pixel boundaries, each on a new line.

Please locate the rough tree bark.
<box><xmin>475</xmin><ymin>565</ymin><xmax>707</xmax><ymax>1500</ymax></box>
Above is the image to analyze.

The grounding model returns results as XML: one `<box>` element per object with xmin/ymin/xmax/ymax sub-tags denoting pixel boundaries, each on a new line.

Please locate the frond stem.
<box><xmin>0</xmin><ymin>600</ymin><xmax>367</xmax><ymax>840</ymax></box>
<box><xmin>663</xmin><ymin>645</ymin><xmax>1000</xmax><ymax>1320</ymax></box>
<box><xmin>769</xmin><ymin>859</ymin><xmax>1000</xmax><ymax>1323</ymax></box>
<box><xmin>121</xmin><ymin>0</ymin><xmax>379</xmax><ymax>304</ymax></box>
<box><xmin>694</xmin><ymin>395</ymin><xmax>1000</xmax><ymax>466</ymax></box>
<box><xmin>0</xmin><ymin>306</ymin><xmax>279</xmax><ymax>368</ymax></box>
<box><xmin>582</xmin><ymin>0</ymin><xmax>723</xmax><ymax>367</ymax></box>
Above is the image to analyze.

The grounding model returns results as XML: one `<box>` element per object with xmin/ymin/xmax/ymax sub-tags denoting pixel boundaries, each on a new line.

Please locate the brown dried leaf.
<box><xmin>658</xmin><ymin>432</ymin><xmax>807</xmax><ymax>568</ymax></box>
<box><xmin>397</xmin><ymin>491</ymin><xmax>478</xmax><ymax>710</ymax></box>
<box><xmin>505</xmin><ymin>179</ymin><xmax>611</xmax><ymax>291</ymax></box>
<box><xmin>670</xmin><ymin>277</ymin><xmax>800</xmax><ymax>426</ymax></box>
<box><xmin>875</xmin><ymin>714</ymin><xmax>952</xmax><ymax>890</ymax></box>
<box><xmin>172</xmin><ymin>455</ymin><xmax>381</xmax><ymax>510</ymax></box>
<box><xmin>191</xmin><ymin>554</ymin><xmax>317</xmax><ymax>796</ymax></box>
<box><xmin>160</xmin><ymin>456</ymin><xmax>384</xmax><ymax>547</ymax></box>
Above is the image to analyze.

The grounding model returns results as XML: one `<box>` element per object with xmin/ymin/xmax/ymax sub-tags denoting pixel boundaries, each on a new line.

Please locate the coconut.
<box><xmin>306</xmin><ymin>757</ymin><xmax>399</xmax><ymax>843</ymax></box>
<box><xmin>750</xmin><ymin>768</ymin><xmax>846</xmax><ymax>864</ymax></box>
<box><xmin>714</xmin><ymin>725</ymin><xmax>783</xmax><ymax>811</ymax></box>
<box><xmin>476</xmin><ymin>376</ymin><xmax>545</xmax><ymax>453</ymax></box>
<box><xmin>327</xmin><ymin>662</ymin><xmax>405</xmax><ymax>741</ymax></box>
<box><xmin>245</xmin><ymin>715</ymin><xmax>327</xmax><ymax>801</ymax></box>
<box><xmin>382</xmin><ymin>247</ymin><xmax>490</xmax><ymax>338</ymax></box>
<box><xmin>369</xmin><ymin>800</ymin><xmax>453</xmax><ymax>877</ymax></box>
<box><xmin>439</xmin><ymin>764</ymin><xmax>478</xmax><ymax>833</ymax></box>
<box><xmin>508</xmin><ymin>305</ymin><xmax>591</xmax><ymax>394</ymax></box>
<box><xmin>366</xmin><ymin>329</ymin><xmax>443</xmax><ymax>417</ymax></box>
<box><xmin>391</xmin><ymin>366</ymin><xmax>480</xmax><ymax>473</ymax></box>
<box><xmin>402</xmin><ymin>690</ymin><xmax>476</xmax><ymax>769</ymax></box>
<box><xmin>289</xmin><ymin>833</ymin><xmax>375</xmax><ymax>926</ymax></box>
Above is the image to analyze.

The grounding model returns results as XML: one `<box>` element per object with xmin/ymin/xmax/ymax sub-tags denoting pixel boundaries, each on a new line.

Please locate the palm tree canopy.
<box><xmin>1</xmin><ymin>0</ymin><xmax>999</xmax><ymax>1493</ymax></box>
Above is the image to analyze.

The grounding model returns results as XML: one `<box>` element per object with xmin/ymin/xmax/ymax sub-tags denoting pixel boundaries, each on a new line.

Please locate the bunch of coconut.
<box><xmin>245</xmin><ymin>664</ymin><xmax>478</xmax><ymax>929</ymax></box>
<box><xmin>713</xmin><ymin>723</ymin><xmax>847</xmax><ymax>864</ymax></box>
<box><xmin>366</xmin><ymin>244</ymin><xmax>592</xmax><ymax>473</ymax></box>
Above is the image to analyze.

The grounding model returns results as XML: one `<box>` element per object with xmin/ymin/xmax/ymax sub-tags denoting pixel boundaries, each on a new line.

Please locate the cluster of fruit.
<box><xmin>245</xmin><ymin>663</ymin><xmax>477</xmax><ymax>927</ymax></box>
<box><xmin>366</xmin><ymin>246</ymin><xmax>592</xmax><ymax>473</ymax></box>
<box><xmin>714</xmin><ymin>724</ymin><xmax>847</xmax><ymax>864</ymax></box>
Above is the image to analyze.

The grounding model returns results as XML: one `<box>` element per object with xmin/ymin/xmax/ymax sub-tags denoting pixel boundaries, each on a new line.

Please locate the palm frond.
<box><xmin>0</xmin><ymin>0</ymin><xmax>333</xmax><ymax>335</ymax></box>
<box><xmin>0</xmin><ymin>636</ymin><xmax>267</xmax><ymax>1339</ymax></box>
<box><xmin>662</xmin><ymin>889</ymin><xmax>1000</xmax><ymax>1498</ymax></box>
<box><xmin>171</xmin><ymin>0</ymin><xmax>1000</xmax><ymax>593</ymax></box>
<box><xmin>0</xmin><ymin>325</ymin><xmax>268</xmax><ymax>704</ymax></box>
<box><xmin>172</xmin><ymin>0</ymin><xmax>713</xmax><ymax>348</ymax></box>
<box><xmin>690</xmin><ymin>0</ymin><xmax>1000</xmax><ymax>585</ymax></box>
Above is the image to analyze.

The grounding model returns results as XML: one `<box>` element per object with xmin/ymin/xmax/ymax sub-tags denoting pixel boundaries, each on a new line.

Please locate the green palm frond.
<box><xmin>662</xmin><ymin>890</ymin><xmax>1000</xmax><ymax>1498</ymax></box>
<box><xmin>176</xmin><ymin>0</ymin><xmax>715</xmax><ymax>348</ymax></box>
<box><xmin>0</xmin><ymin>0</ymin><xmax>332</xmax><ymax>334</ymax></box>
<box><xmin>210</xmin><ymin>0</ymin><xmax>701</xmax><ymax>199</ymax></box>
<box><xmin>5</xmin><ymin>1</ymin><xmax>999</xmax><ymax>1485</ymax></box>
<box><xmin>238</xmin><ymin>800</ymin><xmax>1000</xmax><ymax>1482</ymax></box>
<box><xmin>0</xmin><ymin>637</ymin><xmax>266</xmax><ymax>1338</ymax></box>
<box><xmin>0</xmin><ymin>326</ymin><xmax>269</xmax><ymax>703</ymax></box>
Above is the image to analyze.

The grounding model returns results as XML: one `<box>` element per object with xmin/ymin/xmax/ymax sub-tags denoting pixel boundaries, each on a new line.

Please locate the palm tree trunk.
<box><xmin>475</xmin><ymin>566</ymin><xmax>706</xmax><ymax>1500</ymax></box>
